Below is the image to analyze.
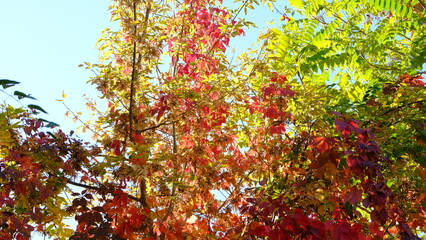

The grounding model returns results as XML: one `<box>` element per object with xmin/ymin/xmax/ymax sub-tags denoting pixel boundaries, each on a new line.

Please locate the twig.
<box><xmin>66</xmin><ymin>179</ymin><xmax>139</xmax><ymax>201</ymax></box>
<box><xmin>134</xmin><ymin>120</ymin><xmax>173</xmax><ymax>133</ymax></box>
<box><xmin>359</xmin><ymin>54</ymin><xmax>401</xmax><ymax>72</ymax></box>
<box><xmin>0</xmin><ymin>89</ymin><xmax>26</xmax><ymax>108</ymax></box>
<box><xmin>297</xmin><ymin>71</ymin><xmax>306</xmax><ymax>90</ymax></box>
<box><xmin>59</xmin><ymin>101</ymin><xmax>98</xmax><ymax>135</ymax></box>
<box><xmin>417</xmin><ymin>0</ymin><xmax>426</xmax><ymax>9</ymax></box>
<box><xmin>379</xmin><ymin>99</ymin><xmax>425</xmax><ymax>117</ymax></box>
<box><xmin>217</xmin><ymin>170</ymin><xmax>254</xmax><ymax>213</ymax></box>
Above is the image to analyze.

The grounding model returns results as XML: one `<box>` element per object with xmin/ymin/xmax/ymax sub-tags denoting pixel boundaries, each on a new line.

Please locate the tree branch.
<box><xmin>134</xmin><ymin>120</ymin><xmax>173</xmax><ymax>133</ymax></box>
<box><xmin>59</xmin><ymin>101</ymin><xmax>98</xmax><ymax>136</ymax></box>
<box><xmin>66</xmin><ymin>179</ymin><xmax>140</xmax><ymax>201</ymax></box>
<box><xmin>128</xmin><ymin>2</ymin><xmax>139</xmax><ymax>142</ymax></box>
<box><xmin>417</xmin><ymin>0</ymin><xmax>426</xmax><ymax>10</ymax></box>
<box><xmin>380</xmin><ymin>99</ymin><xmax>425</xmax><ymax>117</ymax></box>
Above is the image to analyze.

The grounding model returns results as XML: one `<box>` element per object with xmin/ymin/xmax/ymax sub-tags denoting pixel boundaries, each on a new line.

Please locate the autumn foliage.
<box><xmin>1</xmin><ymin>0</ymin><xmax>425</xmax><ymax>239</ymax></box>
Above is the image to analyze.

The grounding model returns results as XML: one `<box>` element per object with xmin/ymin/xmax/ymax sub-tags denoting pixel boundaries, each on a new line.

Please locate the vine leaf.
<box><xmin>27</xmin><ymin>104</ymin><xmax>48</xmax><ymax>114</ymax></box>
<box><xmin>0</xmin><ymin>79</ymin><xmax>20</xmax><ymax>89</ymax></box>
<box><xmin>14</xmin><ymin>90</ymin><xmax>36</xmax><ymax>100</ymax></box>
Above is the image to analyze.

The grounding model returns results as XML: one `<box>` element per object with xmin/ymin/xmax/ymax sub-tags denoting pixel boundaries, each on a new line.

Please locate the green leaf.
<box><xmin>0</xmin><ymin>79</ymin><xmax>20</xmax><ymax>89</ymax></box>
<box><xmin>27</xmin><ymin>104</ymin><xmax>48</xmax><ymax>114</ymax></box>
<box><xmin>38</xmin><ymin>118</ymin><xmax>60</xmax><ymax>127</ymax></box>
<box><xmin>379</xmin><ymin>0</ymin><xmax>385</xmax><ymax>10</ymax></box>
<box><xmin>385</xmin><ymin>0</ymin><xmax>391</xmax><ymax>10</ymax></box>
<box><xmin>396</xmin><ymin>1</ymin><xmax>402</xmax><ymax>14</ymax></box>
<box><xmin>14</xmin><ymin>91</ymin><xmax>36</xmax><ymax>100</ymax></box>
<box><xmin>390</xmin><ymin>0</ymin><xmax>396</xmax><ymax>12</ymax></box>
<box><xmin>45</xmin><ymin>121</ymin><xmax>60</xmax><ymax>128</ymax></box>
<box><xmin>414</xmin><ymin>156</ymin><xmax>426</xmax><ymax>167</ymax></box>
<box><xmin>46</xmin><ymin>131</ymin><xmax>58</xmax><ymax>140</ymax></box>
<box><xmin>401</xmin><ymin>4</ymin><xmax>407</xmax><ymax>17</ymax></box>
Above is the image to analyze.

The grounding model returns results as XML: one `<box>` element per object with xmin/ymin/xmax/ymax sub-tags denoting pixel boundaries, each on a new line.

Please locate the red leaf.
<box><xmin>324</xmin><ymin>220</ymin><xmax>333</xmax><ymax>231</ymax></box>
<box><xmin>250</xmin><ymin>225</ymin><xmax>270</xmax><ymax>236</ymax></box>
<box><xmin>263</xmin><ymin>86</ymin><xmax>275</xmax><ymax>96</ymax></box>
<box><xmin>199</xmin><ymin>158</ymin><xmax>210</xmax><ymax>166</ymax></box>
<box><xmin>332</xmin><ymin>208</ymin><xmax>342</xmax><ymax>219</ymax></box>
<box><xmin>247</xmin><ymin>149</ymin><xmax>257</xmax><ymax>157</ymax></box>
<box><xmin>312</xmin><ymin>137</ymin><xmax>329</xmax><ymax>153</ymax></box>
<box><xmin>332</xmin><ymin>221</ymin><xmax>353</xmax><ymax>240</ymax></box>
<box><xmin>278</xmin><ymin>87</ymin><xmax>295</xmax><ymax>97</ymax></box>
<box><xmin>200</xmin><ymin>120</ymin><xmax>211</xmax><ymax>131</ymax></box>
<box><xmin>269</xmin><ymin>124</ymin><xmax>286</xmax><ymax>134</ymax></box>
<box><xmin>14</xmin><ymin>182</ymin><xmax>28</xmax><ymax>195</ymax></box>
<box><xmin>371</xmin><ymin>209</ymin><xmax>388</xmax><ymax>224</ymax></box>
<box><xmin>400</xmin><ymin>73</ymin><xmax>425</xmax><ymax>86</ymax></box>
<box><xmin>111</xmin><ymin>139</ymin><xmax>122</xmax><ymax>156</ymax></box>
<box><xmin>335</xmin><ymin>119</ymin><xmax>348</xmax><ymax>132</ymax></box>
<box><xmin>156</xmin><ymin>106</ymin><xmax>168</xmax><ymax>121</ymax></box>
<box><xmin>16</xmin><ymin>233</ymin><xmax>25</xmax><ymax>240</ymax></box>
<box><xmin>348</xmin><ymin>120</ymin><xmax>360</xmax><ymax>133</ymax></box>
<box><xmin>293</xmin><ymin>208</ymin><xmax>310</xmax><ymax>227</ymax></box>
<box><xmin>369</xmin><ymin>222</ymin><xmax>385</xmax><ymax>237</ymax></box>
<box><xmin>132</xmin><ymin>132</ymin><xmax>145</xmax><ymax>144</ymax></box>
<box><xmin>180</xmin><ymin>135</ymin><xmax>195</xmax><ymax>149</ymax></box>
<box><xmin>343</xmin><ymin>150</ymin><xmax>354</xmax><ymax>155</ymax></box>
<box><xmin>208</xmin><ymin>91</ymin><xmax>219</xmax><ymax>100</ymax></box>
<box><xmin>344</xmin><ymin>189</ymin><xmax>363</xmax><ymax>204</ymax></box>
<box><xmin>264</xmin><ymin>107</ymin><xmax>280</xmax><ymax>119</ymax></box>
<box><xmin>271</xmin><ymin>73</ymin><xmax>288</xmax><ymax>84</ymax></box>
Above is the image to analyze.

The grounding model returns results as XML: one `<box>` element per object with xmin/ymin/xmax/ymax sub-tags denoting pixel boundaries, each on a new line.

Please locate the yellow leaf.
<box><xmin>267</xmin><ymin>2</ymin><xmax>274</xmax><ymax>11</ymax></box>
<box><xmin>318</xmin><ymin>205</ymin><xmax>326</xmax><ymax>215</ymax></box>
<box><xmin>314</xmin><ymin>189</ymin><xmax>325</xmax><ymax>201</ymax></box>
<box><xmin>289</xmin><ymin>0</ymin><xmax>304</xmax><ymax>9</ymax></box>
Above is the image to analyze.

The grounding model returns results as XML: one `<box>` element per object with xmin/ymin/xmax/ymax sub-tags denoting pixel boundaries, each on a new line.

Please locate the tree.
<box><xmin>0</xmin><ymin>0</ymin><xmax>424</xmax><ymax>239</ymax></box>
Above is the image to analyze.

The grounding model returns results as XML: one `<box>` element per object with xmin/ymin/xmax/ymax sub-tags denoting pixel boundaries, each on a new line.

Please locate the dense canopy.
<box><xmin>0</xmin><ymin>0</ymin><xmax>425</xmax><ymax>239</ymax></box>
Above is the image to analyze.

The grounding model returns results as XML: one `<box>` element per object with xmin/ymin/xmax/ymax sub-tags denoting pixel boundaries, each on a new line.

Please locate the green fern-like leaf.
<box><xmin>365</xmin><ymin>0</ymin><xmax>413</xmax><ymax>17</ymax></box>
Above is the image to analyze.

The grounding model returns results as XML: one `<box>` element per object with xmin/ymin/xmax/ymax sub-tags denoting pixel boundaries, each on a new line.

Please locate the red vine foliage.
<box><xmin>0</xmin><ymin>0</ymin><xmax>424</xmax><ymax>239</ymax></box>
